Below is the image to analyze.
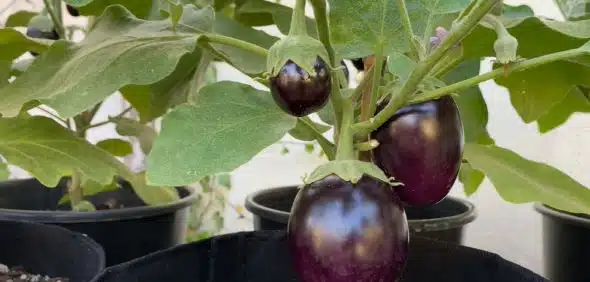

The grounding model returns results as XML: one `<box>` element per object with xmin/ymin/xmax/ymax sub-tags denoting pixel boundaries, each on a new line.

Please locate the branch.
<box><xmin>42</xmin><ymin>0</ymin><xmax>65</xmax><ymax>39</ymax></box>
<box><xmin>199</xmin><ymin>34</ymin><xmax>268</xmax><ymax>57</ymax></box>
<box><xmin>396</xmin><ymin>0</ymin><xmax>419</xmax><ymax>60</ymax></box>
<box><xmin>352</xmin><ymin>0</ymin><xmax>500</xmax><ymax>137</ymax></box>
<box><xmin>82</xmin><ymin>107</ymin><xmax>133</xmax><ymax>131</ymax></box>
<box><xmin>410</xmin><ymin>48</ymin><xmax>586</xmax><ymax>103</ymax></box>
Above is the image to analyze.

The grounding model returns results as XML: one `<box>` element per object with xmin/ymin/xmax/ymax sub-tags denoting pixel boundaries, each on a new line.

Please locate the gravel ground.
<box><xmin>0</xmin><ymin>264</ymin><xmax>69</xmax><ymax>282</ymax></box>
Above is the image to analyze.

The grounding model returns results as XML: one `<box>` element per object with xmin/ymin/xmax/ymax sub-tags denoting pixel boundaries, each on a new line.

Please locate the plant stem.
<box><xmin>82</xmin><ymin>107</ymin><xmax>133</xmax><ymax>131</ymax></box>
<box><xmin>38</xmin><ymin>106</ymin><xmax>68</xmax><ymax>126</ymax></box>
<box><xmin>42</xmin><ymin>0</ymin><xmax>65</xmax><ymax>39</ymax></box>
<box><xmin>352</xmin><ymin>0</ymin><xmax>499</xmax><ymax>137</ymax></box>
<box><xmin>309</xmin><ymin>0</ymin><xmax>342</xmax><ymax>134</ymax></box>
<box><xmin>410</xmin><ymin>48</ymin><xmax>586</xmax><ymax>103</ymax></box>
<box><xmin>335</xmin><ymin>99</ymin><xmax>356</xmax><ymax>160</ymax></box>
<box><xmin>200</xmin><ymin>34</ymin><xmax>268</xmax><ymax>57</ymax></box>
<box><xmin>68</xmin><ymin>170</ymin><xmax>83</xmax><ymax>211</ymax></box>
<box><xmin>396</xmin><ymin>0</ymin><xmax>419</xmax><ymax>60</ymax></box>
<box><xmin>299</xmin><ymin>117</ymin><xmax>336</xmax><ymax>160</ymax></box>
<box><xmin>289</xmin><ymin>0</ymin><xmax>308</xmax><ymax>36</ymax></box>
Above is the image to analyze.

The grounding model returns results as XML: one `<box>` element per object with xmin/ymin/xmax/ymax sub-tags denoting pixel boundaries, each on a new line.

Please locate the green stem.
<box><xmin>368</xmin><ymin>43</ymin><xmax>385</xmax><ymax>119</ymax></box>
<box><xmin>410</xmin><ymin>48</ymin><xmax>585</xmax><ymax>103</ymax></box>
<box><xmin>482</xmin><ymin>14</ymin><xmax>509</xmax><ymax>37</ymax></box>
<box><xmin>289</xmin><ymin>0</ymin><xmax>308</xmax><ymax>36</ymax></box>
<box><xmin>299</xmin><ymin>117</ymin><xmax>336</xmax><ymax>160</ymax></box>
<box><xmin>355</xmin><ymin>139</ymin><xmax>379</xmax><ymax>151</ymax></box>
<box><xmin>335</xmin><ymin>99</ymin><xmax>355</xmax><ymax>160</ymax></box>
<box><xmin>309</xmin><ymin>0</ymin><xmax>341</xmax><ymax>135</ymax></box>
<box><xmin>82</xmin><ymin>107</ymin><xmax>133</xmax><ymax>131</ymax></box>
<box><xmin>42</xmin><ymin>0</ymin><xmax>65</xmax><ymax>39</ymax></box>
<box><xmin>68</xmin><ymin>170</ymin><xmax>83</xmax><ymax>211</ymax></box>
<box><xmin>352</xmin><ymin>0</ymin><xmax>499</xmax><ymax>137</ymax></box>
<box><xmin>396</xmin><ymin>0</ymin><xmax>419</xmax><ymax>60</ymax></box>
<box><xmin>200</xmin><ymin>34</ymin><xmax>268</xmax><ymax>57</ymax></box>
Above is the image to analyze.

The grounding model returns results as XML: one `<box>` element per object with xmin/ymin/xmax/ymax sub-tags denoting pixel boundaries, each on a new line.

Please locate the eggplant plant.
<box><xmin>3</xmin><ymin>0</ymin><xmax>590</xmax><ymax>280</ymax></box>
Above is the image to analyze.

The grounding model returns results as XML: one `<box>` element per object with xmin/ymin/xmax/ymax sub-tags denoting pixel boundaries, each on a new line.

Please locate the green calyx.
<box><xmin>304</xmin><ymin>160</ymin><xmax>400</xmax><ymax>186</ymax></box>
<box><xmin>483</xmin><ymin>14</ymin><xmax>519</xmax><ymax>64</ymax></box>
<box><xmin>28</xmin><ymin>14</ymin><xmax>54</xmax><ymax>33</ymax></box>
<box><xmin>266</xmin><ymin>35</ymin><xmax>330</xmax><ymax>77</ymax></box>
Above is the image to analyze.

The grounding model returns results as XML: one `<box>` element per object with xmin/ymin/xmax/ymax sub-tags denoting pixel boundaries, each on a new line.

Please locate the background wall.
<box><xmin>1</xmin><ymin>0</ymin><xmax>583</xmax><ymax>277</ymax></box>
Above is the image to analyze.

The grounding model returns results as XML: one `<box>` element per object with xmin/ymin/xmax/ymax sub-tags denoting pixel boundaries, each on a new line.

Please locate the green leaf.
<box><xmin>169</xmin><ymin>1</ymin><xmax>184</xmax><ymax>30</ymax></box>
<box><xmin>82</xmin><ymin>177</ymin><xmax>120</xmax><ymax>196</ymax></box>
<box><xmin>289</xmin><ymin>118</ymin><xmax>331</xmax><ymax>141</ymax></box>
<box><xmin>464</xmin><ymin>143</ymin><xmax>590</xmax><ymax>214</ymax></box>
<box><xmin>120</xmin><ymin>51</ymin><xmax>202</xmax><ymax>122</ymax></box>
<box><xmin>5</xmin><ymin>11</ymin><xmax>38</xmax><ymax>27</ymax></box>
<box><xmin>0</xmin><ymin>5</ymin><xmax>214</xmax><ymax>119</ymax></box>
<box><xmin>458</xmin><ymin>162</ymin><xmax>484</xmax><ymax>196</ymax></box>
<box><xmin>130</xmin><ymin>171</ymin><xmax>180</xmax><ymax>205</ymax></box>
<box><xmin>502</xmin><ymin>4</ymin><xmax>534</xmax><ymax>20</ymax></box>
<box><xmin>317</xmin><ymin>100</ymin><xmax>335</xmax><ymax>125</ymax></box>
<box><xmin>0</xmin><ymin>116</ymin><xmax>123</xmax><ymax>187</ymax></box>
<box><xmin>443</xmin><ymin>60</ymin><xmax>494</xmax><ymax>144</ymax></box>
<box><xmin>553</xmin><ymin>0</ymin><xmax>590</xmax><ymax>21</ymax></box>
<box><xmin>146</xmin><ymin>81</ymin><xmax>297</xmax><ymax>186</ymax></box>
<box><xmin>494</xmin><ymin>61</ymin><xmax>590</xmax><ymax>123</ymax></box>
<box><xmin>96</xmin><ymin>139</ymin><xmax>133</xmax><ymax>157</ymax></box>
<box><xmin>0</xmin><ymin>162</ymin><xmax>10</xmax><ymax>181</ymax></box>
<box><xmin>114</xmin><ymin>118</ymin><xmax>157</xmax><ymax>154</ymax></box>
<box><xmin>304</xmin><ymin>160</ymin><xmax>397</xmax><ymax>186</ymax></box>
<box><xmin>64</xmin><ymin>0</ymin><xmax>160</xmax><ymax>19</ymax></box>
<box><xmin>0</xmin><ymin>28</ymin><xmax>50</xmax><ymax>61</ymax></box>
<box><xmin>73</xmin><ymin>200</ymin><xmax>97</xmax><ymax>212</ymax></box>
<box><xmin>209</xmin><ymin>11</ymin><xmax>278</xmax><ymax>75</ymax></box>
<box><xmin>328</xmin><ymin>0</ymin><xmax>470</xmax><ymax>58</ymax></box>
<box><xmin>537</xmin><ymin>86</ymin><xmax>590</xmax><ymax>133</ymax></box>
<box><xmin>0</xmin><ymin>60</ymin><xmax>11</xmax><ymax>88</ymax></box>
<box><xmin>234</xmin><ymin>1</ymin><xmax>318</xmax><ymax>37</ymax></box>
<box><xmin>305</xmin><ymin>143</ymin><xmax>315</xmax><ymax>154</ymax></box>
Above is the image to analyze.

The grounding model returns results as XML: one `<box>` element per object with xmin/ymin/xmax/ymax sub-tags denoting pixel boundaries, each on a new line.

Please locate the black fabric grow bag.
<box><xmin>92</xmin><ymin>230</ymin><xmax>546</xmax><ymax>282</ymax></box>
<box><xmin>0</xmin><ymin>220</ymin><xmax>105</xmax><ymax>282</ymax></box>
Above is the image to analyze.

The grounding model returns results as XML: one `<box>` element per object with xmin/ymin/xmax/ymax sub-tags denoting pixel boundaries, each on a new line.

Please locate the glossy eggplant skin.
<box><xmin>269</xmin><ymin>57</ymin><xmax>331</xmax><ymax>117</ymax></box>
<box><xmin>288</xmin><ymin>175</ymin><xmax>409</xmax><ymax>282</ymax></box>
<box><xmin>371</xmin><ymin>95</ymin><xmax>464</xmax><ymax>207</ymax></box>
<box><xmin>26</xmin><ymin>28</ymin><xmax>59</xmax><ymax>41</ymax></box>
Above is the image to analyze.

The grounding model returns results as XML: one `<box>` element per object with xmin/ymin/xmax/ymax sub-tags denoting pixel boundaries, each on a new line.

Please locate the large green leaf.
<box><xmin>64</xmin><ymin>0</ymin><xmax>161</xmax><ymax>19</ymax></box>
<box><xmin>96</xmin><ymin>138</ymin><xmax>133</xmax><ymax>157</ymax></box>
<box><xmin>444</xmin><ymin>60</ymin><xmax>493</xmax><ymax>145</ymax></box>
<box><xmin>289</xmin><ymin>118</ymin><xmax>331</xmax><ymax>141</ymax></box>
<box><xmin>0</xmin><ymin>5</ymin><xmax>214</xmax><ymax>119</ymax></box>
<box><xmin>537</xmin><ymin>86</ymin><xmax>590</xmax><ymax>133</ymax></box>
<box><xmin>328</xmin><ymin>0</ymin><xmax>470</xmax><ymax>58</ymax></box>
<box><xmin>0</xmin><ymin>116</ymin><xmax>123</xmax><ymax>187</ymax></box>
<box><xmin>234</xmin><ymin>0</ymin><xmax>318</xmax><ymax>37</ymax></box>
<box><xmin>553</xmin><ymin>0</ymin><xmax>590</xmax><ymax>21</ymax></box>
<box><xmin>120</xmin><ymin>51</ymin><xmax>202</xmax><ymax>123</ymax></box>
<box><xmin>0</xmin><ymin>28</ymin><xmax>51</xmax><ymax>61</ymax></box>
<box><xmin>208</xmin><ymin>11</ymin><xmax>278</xmax><ymax>74</ymax></box>
<box><xmin>5</xmin><ymin>11</ymin><xmax>38</xmax><ymax>27</ymax></box>
<box><xmin>146</xmin><ymin>81</ymin><xmax>297</xmax><ymax>186</ymax></box>
<box><xmin>462</xmin><ymin>17</ymin><xmax>590</xmax><ymax>123</ymax></box>
<box><xmin>114</xmin><ymin>117</ymin><xmax>158</xmax><ymax>154</ymax></box>
<box><xmin>464</xmin><ymin>143</ymin><xmax>590</xmax><ymax>214</ymax></box>
<box><xmin>458</xmin><ymin>161</ymin><xmax>484</xmax><ymax>196</ymax></box>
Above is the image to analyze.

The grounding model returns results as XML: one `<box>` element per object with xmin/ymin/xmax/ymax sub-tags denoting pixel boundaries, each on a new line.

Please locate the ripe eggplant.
<box><xmin>288</xmin><ymin>175</ymin><xmax>409</xmax><ymax>282</ymax></box>
<box><xmin>269</xmin><ymin>57</ymin><xmax>331</xmax><ymax>117</ymax></box>
<box><xmin>371</xmin><ymin>96</ymin><xmax>464</xmax><ymax>206</ymax></box>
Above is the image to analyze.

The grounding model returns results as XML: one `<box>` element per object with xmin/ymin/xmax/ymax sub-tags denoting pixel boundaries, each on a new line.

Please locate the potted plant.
<box><xmin>2</xmin><ymin>0</ymin><xmax>590</xmax><ymax>280</ymax></box>
<box><xmin>0</xmin><ymin>1</ymin><xmax>203</xmax><ymax>267</ymax></box>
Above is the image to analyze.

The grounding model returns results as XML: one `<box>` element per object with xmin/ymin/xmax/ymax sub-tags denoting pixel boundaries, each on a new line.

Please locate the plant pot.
<box><xmin>244</xmin><ymin>185</ymin><xmax>477</xmax><ymax>245</ymax></box>
<box><xmin>0</xmin><ymin>178</ymin><xmax>198</xmax><ymax>266</ymax></box>
<box><xmin>534</xmin><ymin>203</ymin><xmax>590</xmax><ymax>282</ymax></box>
<box><xmin>91</xmin><ymin>230</ymin><xmax>547</xmax><ymax>282</ymax></box>
<box><xmin>0</xmin><ymin>219</ymin><xmax>105</xmax><ymax>282</ymax></box>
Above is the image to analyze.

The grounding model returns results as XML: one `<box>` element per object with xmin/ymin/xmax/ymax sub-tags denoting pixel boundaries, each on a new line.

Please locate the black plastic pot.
<box><xmin>0</xmin><ymin>219</ymin><xmax>105</xmax><ymax>282</ymax></box>
<box><xmin>245</xmin><ymin>185</ymin><xmax>477</xmax><ymax>245</ymax></box>
<box><xmin>0</xmin><ymin>178</ymin><xmax>197</xmax><ymax>266</ymax></box>
<box><xmin>91</xmin><ymin>230</ymin><xmax>547</xmax><ymax>282</ymax></box>
<box><xmin>534</xmin><ymin>203</ymin><xmax>590</xmax><ymax>282</ymax></box>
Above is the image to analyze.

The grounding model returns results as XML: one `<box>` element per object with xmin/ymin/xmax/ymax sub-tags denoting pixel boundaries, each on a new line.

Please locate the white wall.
<box><xmin>1</xmin><ymin>0</ymin><xmax>582</xmax><ymax>276</ymax></box>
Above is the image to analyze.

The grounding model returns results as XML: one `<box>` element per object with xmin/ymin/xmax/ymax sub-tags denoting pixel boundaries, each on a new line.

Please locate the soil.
<box><xmin>0</xmin><ymin>264</ymin><xmax>69</xmax><ymax>282</ymax></box>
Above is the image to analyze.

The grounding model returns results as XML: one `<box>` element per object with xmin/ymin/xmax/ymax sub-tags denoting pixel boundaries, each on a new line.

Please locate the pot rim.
<box><xmin>534</xmin><ymin>202</ymin><xmax>590</xmax><ymax>227</ymax></box>
<box><xmin>0</xmin><ymin>219</ymin><xmax>107</xmax><ymax>271</ymax></box>
<box><xmin>245</xmin><ymin>185</ymin><xmax>477</xmax><ymax>232</ymax></box>
<box><xmin>0</xmin><ymin>178</ymin><xmax>198</xmax><ymax>223</ymax></box>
